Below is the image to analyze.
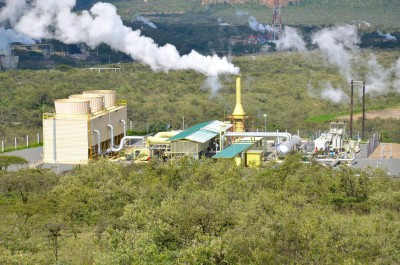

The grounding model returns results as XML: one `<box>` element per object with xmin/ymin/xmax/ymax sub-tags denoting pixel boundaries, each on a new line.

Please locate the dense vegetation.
<box><xmin>1</xmin><ymin>156</ymin><xmax>399</xmax><ymax>263</ymax></box>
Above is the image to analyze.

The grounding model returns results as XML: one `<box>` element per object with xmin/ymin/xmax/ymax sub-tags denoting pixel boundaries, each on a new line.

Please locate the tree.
<box><xmin>0</xmin><ymin>168</ymin><xmax>58</xmax><ymax>203</ymax></box>
<box><xmin>0</xmin><ymin>155</ymin><xmax>28</xmax><ymax>171</ymax></box>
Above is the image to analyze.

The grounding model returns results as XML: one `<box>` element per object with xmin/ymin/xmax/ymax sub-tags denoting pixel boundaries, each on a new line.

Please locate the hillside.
<box><xmin>72</xmin><ymin>0</ymin><xmax>400</xmax><ymax>29</ymax></box>
<box><xmin>200</xmin><ymin>0</ymin><xmax>300</xmax><ymax>7</ymax></box>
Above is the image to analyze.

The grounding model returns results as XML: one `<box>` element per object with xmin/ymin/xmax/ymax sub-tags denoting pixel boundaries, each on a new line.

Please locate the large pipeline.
<box><xmin>107</xmin><ymin>124</ymin><xmax>114</xmax><ymax>148</ymax></box>
<box><xmin>93</xmin><ymin>130</ymin><xmax>101</xmax><ymax>154</ymax></box>
<box><xmin>120</xmin><ymin>119</ymin><xmax>126</xmax><ymax>137</ymax></box>
<box><xmin>223</xmin><ymin>132</ymin><xmax>292</xmax><ymax>143</ymax></box>
<box><xmin>107</xmin><ymin>136</ymin><xmax>146</xmax><ymax>153</ymax></box>
<box><xmin>223</xmin><ymin>132</ymin><xmax>301</xmax><ymax>156</ymax></box>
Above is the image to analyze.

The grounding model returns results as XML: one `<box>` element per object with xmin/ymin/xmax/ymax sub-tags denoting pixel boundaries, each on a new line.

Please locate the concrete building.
<box><xmin>43</xmin><ymin>90</ymin><xmax>127</xmax><ymax>164</ymax></box>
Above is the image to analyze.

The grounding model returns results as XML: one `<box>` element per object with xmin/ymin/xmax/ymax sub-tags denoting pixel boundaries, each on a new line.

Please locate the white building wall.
<box><xmin>43</xmin><ymin>119</ymin><xmax>88</xmax><ymax>164</ymax></box>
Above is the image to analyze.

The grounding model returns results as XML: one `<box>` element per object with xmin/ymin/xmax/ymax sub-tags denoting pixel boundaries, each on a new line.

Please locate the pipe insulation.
<box><xmin>107</xmin><ymin>136</ymin><xmax>146</xmax><ymax>153</ymax></box>
<box><xmin>224</xmin><ymin>132</ymin><xmax>292</xmax><ymax>141</ymax></box>
<box><xmin>107</xmin><ymin>124</ymin><xmax>114</xmax><ymax>148</ymax></box>
<box><xmin>120</xmin><ymin>119</ymin><xmax>126</xmax><ymax>137</ymax></box>
<box><xmin>93</xmin><ymin>130</ymin><xmax>101</xmax><ymax>154</ymax></box>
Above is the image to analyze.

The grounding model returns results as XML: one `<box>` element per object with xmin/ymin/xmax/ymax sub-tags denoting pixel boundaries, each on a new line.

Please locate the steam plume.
<box><xmin>377</xmin><ymin>31</ymin><xmax>397</xmax><ymax>41</ymax></box>
<box><xmin>394</xmin><ymin>58</ymin><xmax>400</xmax><ymax>92</ymax></box>
<box><xmin>275</xmin><ymin>26</ymin><xmax>306</xmax><ymax>52</ymax></box>
<box><xmin>248</xmin><ymin>16</ymin><xmax>274</xmax><ymax>33</ymax></box>
<box><xmin>0</xmin><ymin>0</ymin><xmax>239</xmax><ymax>76</ymax></box>
<box><xmin>312</xmin><ymin>25</ymin><xmax>359</xmax><ymax>81</ymax></box>
<box><xmin>0</xmin><ymin>27</ymin><xmax>35</xmax><ymax>51</ymax></box>
<box><xmin>235</xmin><ymin>8</ymin><xmax>249</xmax><ymax>17</ymax></box>
<box><xmin>135</xmin><ymin>15</ymin><xmax>157</xmax><ymax>29</ymax></box>
<box><xmin>320</xmin><ymin>82</ymin><xmax>349</xmax><ymax>103</ymax></box>
<box><xmin>201</xmin><ymin>75</ymin><xmax>223</xmax><ymax>97</ymax></box>
<box><xmin>364</xmin><ymin>54</ymin><xmax>391</xmax><ymax>94</ymax></box>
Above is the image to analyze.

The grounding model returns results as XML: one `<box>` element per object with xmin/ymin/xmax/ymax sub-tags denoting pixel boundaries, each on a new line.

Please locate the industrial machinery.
<box><xmin>312</xmin><ymin>121</ymin><xmax>360</xmax><ymax>166</ymax></box>
<box><xmin>214</xmin><ymin>76</ymin><xmax>303</xmax><ymax>166</ymax></box>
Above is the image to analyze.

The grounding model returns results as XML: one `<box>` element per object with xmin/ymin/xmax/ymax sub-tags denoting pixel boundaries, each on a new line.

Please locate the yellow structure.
<box><xmin>246</xmin><ymin>150</ymin><xmax>264</xmax><ymax>167</ymax></box>
<box><xmin>214</xmin><ymin>137</ymin><xmax>264</xmax><ymax>166</ymax></box>
<box><xmin>43</xmin><ymin>90</ymin><xmax>127</xmax><ymax>164</ymax></box>
<box><xmin>146</xmin><ymin>131</ymin><xmax>181</xmax><ymax>158</ymax></box>
<box><xmin>228</xmin><ymin>76</ymin><xmax>246</xmax><ymax>132</ymax></box>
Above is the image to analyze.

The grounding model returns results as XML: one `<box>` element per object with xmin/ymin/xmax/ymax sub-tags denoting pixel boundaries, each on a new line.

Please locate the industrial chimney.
<box><xmin>228</xmin><ymin>76</ymin><xmax>246</xmax><ymax>132</ymax></box>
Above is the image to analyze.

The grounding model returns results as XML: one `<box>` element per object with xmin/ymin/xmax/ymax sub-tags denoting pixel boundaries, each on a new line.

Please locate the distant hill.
<box><xmin>200</xmin><ymin>0</ymin><xmax>301</xmax><ymax>7</ymax></box>
<box><xmin>74</xmin><ymin>0</ymin><xmax>400</xmax><ymax>29</ymax></box>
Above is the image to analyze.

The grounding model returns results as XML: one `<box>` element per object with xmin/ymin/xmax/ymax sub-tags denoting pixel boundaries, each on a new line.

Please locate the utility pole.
<box><xmin>362</xmin><ymin>81</ymin><xmax>366</xmax><ymax>140</ymax></box>
<box><xmin>350</xmin><ymin>80</ymin><xmax>353</xmax><ymax>139</ymax></box>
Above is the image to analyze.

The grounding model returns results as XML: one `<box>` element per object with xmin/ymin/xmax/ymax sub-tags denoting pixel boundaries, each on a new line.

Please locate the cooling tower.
<box><xmin>83</xmin><ymin>90</ymin><xmax>116</xmax><ymax>108</ymax></box>
<box><xmin>69</xmin><ymin>94</ymin><xmax>104</xmax><ymax>113</ymax></box>
<box><xmin>54</xmin><ymin>98</ymin><xmax>90</xmax><ymax>115</ymax></box>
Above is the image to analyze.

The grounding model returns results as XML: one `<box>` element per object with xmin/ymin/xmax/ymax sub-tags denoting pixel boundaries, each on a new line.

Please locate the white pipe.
<box><xmin>225</xmin><ymin>132</ymin><xmax>292</xmax><ymax>141</ymax></box>
<box><xmin>107</xmin><ymin>136</ymin><xmax>146</xmax><ymax>153</ymax></box>
<box><xmin>120</xmin><ymin>119</ymin><xmax>126</xmax><ymax>137</ymax></box>
<box><xmin>107</xmin><ymin>124</ymin><xmax>114</xmax><ymax>148</ymax></box>
<box><xmin>93</xmin><ymin>130</ymin><xmax>101</xmax><ymax>154</ymax></box>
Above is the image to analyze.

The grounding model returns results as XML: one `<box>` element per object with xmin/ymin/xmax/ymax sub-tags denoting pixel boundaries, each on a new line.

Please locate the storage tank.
<box><xmin>69</xmin><ymin>94</ymin><xmax>104</xmax><ymax>113</ymax></box>
<box><xmin>277</xmin><ymin>135</ymin><xmax>302</xmax><ymax>156</ymax></box>
<box><xmin>55</xmin><ymin>98</ymin><xmax>90</xmax><ymax>115</ymax></box>
<box><xmin>83</xmin><ymin>90</ymin><xmax>116</xmax><ymax>108</ymax></box>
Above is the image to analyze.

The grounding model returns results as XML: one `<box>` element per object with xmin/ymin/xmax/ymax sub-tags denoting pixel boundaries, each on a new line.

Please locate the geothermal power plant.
<box><xmin>41</xmin><ymin>76</ymin><xmax>379</xmax><ymax>169</ymax></box>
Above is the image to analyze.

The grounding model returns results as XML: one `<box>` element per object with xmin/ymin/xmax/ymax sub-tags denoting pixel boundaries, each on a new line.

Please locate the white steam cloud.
<box><xmin>0</xmin><ymin>27</ymin><xmax>36</xmax><ymax>51</ymax></box>
<box><xmin>275</xmin><ymin>26</ymin><xmax>306</xmax><ymax>52</ymax></box>
<box><xmin>235</xmin><ymin>8</ymin><xmax>249</xmax><ymax>17</ymax></box>
<box><xmin>320</xmin><ymin>82</ymin><xmax>349</xmax><ymax>103</ymax></box>
<box><xmin>312</xmin><ymin>25</ymin><xmax>359</xmax><ymax>82</ymax></box>
<box><xmin>377</xmin><ymin>31</ymin><xmax>397</xmax><ymax>41</ymax></box>
<box><xmin>364</xmin><ymin>54</ymin><xmax>391</xmax><ymax>94</ymax></box>
<box><xmin>248</xmin><ymin>16</ymin><xmax>274</xmax><ymax>33</ymax></box>
<box><xmin>201</xmin><ymin>75</ymin><xmax>223</xmax><ymax>97</ymax></box>
<box><xmin>0</xmin><ymin>0</ymin><xmax>239</xmax><ymax>76</ymax></box>
<box><xmin>306</xmin><ymin>25</ymin><xmax>400</xmax><ymax>103</ymax></box>
<box><xmin>135</xmin><ymin>15</ymin><xmax>157</xmax><ymax>29</ymax></box>
<box><xmin>393</xmin><ymin>58</ymin><xmax>400</xmax><ymax>92</ymax></box>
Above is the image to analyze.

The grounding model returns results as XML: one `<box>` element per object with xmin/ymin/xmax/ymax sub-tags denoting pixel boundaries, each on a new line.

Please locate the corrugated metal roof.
<box><xmin>212</xmin><ymin>143</ymin><xmax>252</xmax><ymax>159</ymax></box>
<box><xmin>168</xmin><ymin>120</ymin><xmax>232</xmax><ymax>143</ymax></box>
<box><xmin>186</xmin><ymin>130</ymin><xmax>217</xmax><ymax>143</ymax></box>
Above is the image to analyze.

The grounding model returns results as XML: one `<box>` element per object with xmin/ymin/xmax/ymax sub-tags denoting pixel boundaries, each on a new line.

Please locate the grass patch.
<box><xmin>307</xmin><ymin>113</ymin><xmax>338</xmax><ymax>123</ymax></box>
<box><xmin>2</xmin><ymin>143</ymin><xmax>43</xmax><ymax>153</ymax></box>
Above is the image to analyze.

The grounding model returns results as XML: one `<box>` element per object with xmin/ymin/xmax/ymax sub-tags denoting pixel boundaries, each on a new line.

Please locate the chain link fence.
<box><xmin>366</xmin><ymin>133</ymin><xmax>380</xmax><ymax>158</ymax></box>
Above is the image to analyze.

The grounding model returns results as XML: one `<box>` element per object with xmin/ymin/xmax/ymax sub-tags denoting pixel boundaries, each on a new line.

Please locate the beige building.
<box><xmin>43</xmin><ymin>90</ymin><xmax>127</xmax><ymax>164</ymax></box>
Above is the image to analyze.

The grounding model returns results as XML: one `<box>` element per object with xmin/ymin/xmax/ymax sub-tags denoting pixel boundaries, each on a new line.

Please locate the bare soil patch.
<box><xmin>339</xmin><ymin>107</ymin><xmax>400</xmax><ymax>120</ymax></box>
<box><xmin>369</xmin><ymin>143</ymin><xmax>400</xmax><ymax>159</ymax></box>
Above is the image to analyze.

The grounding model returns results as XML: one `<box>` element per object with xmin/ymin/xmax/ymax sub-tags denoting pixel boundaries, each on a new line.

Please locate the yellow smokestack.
<box><xmin>232</xmin><ymin>76</ymin><xmax>245</xmax><ymax>116</ymax></box>
<box><xmin>229</xmin><ymin>75</ymin><xmax>245</xmax><ymax>132</ymax></box>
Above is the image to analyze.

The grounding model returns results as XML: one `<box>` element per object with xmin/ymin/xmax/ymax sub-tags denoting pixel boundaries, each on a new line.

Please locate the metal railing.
<box><xmin>366</xmin><ymin>133</ymin><xmax>380</xmax><ymax>158</ymax></box>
